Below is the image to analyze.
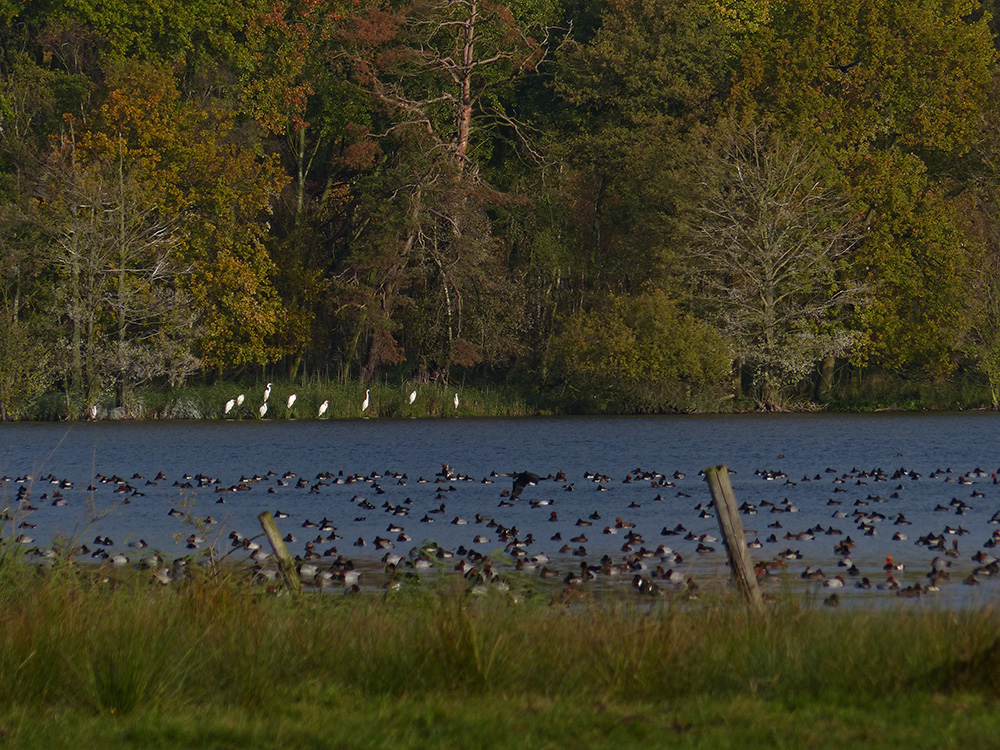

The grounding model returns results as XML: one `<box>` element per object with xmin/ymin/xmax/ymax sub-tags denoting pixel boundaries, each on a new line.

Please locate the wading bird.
<box><xmin>263</xmin><ymin>383</ymin><xmax>272</xmax><ymax>403</ymax></box>
<box><xmin>287</xmin><ymin>393</ymin><xmax>297</xmax><ymax>410</ymax></box>
<box><xmin>454</xmin><ymin>392</ymin><xmax>460</xmax><ymax>410</ymax></box>
<box><xmin>259</xmin><ymin>402</ymin><xmax>268</xmax><ymax>418</ymax></box>
<box><xmin>362</xmin><ymin>389</ymin><xmax>370</xmax><ymax>413</ymax></box>
<box><xmin>224</xmin><ymin>398</ymin><xmax>236</xmax><ymax>415</ymax></box>
<box><xmin>318</xmin><ymin>400</ymin><xmax>329</xmax><ymax>418</ymax></box>
<box><xmin>409</xmin><ymin>389</ymin><xmax>417</xmax><ymax>405</ymax></box>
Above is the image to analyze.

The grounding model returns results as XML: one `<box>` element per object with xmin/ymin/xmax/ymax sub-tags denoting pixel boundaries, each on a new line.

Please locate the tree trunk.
<box><xmin>295</xmin><ymin>126</ymin><xmax>306</xmax><ymax>222</ymax></box>
<box><xmin>455</xmin><ymin>0</ymin><xmax>476</xmax><ymax>169</ymax></box>
<box><xmin>116</xmin><ymin>142</ymin><xmax>128</xmax><ymax>411</ymax></box>
<box><xmin>815</xmin><ymin>355</ymin><xmax>835</xmax><ymax>404</ymax></box>
<box><xmin>732</xmin><ymin>358</ymin><xmax>743</xmax><ymax>401</ymax></box>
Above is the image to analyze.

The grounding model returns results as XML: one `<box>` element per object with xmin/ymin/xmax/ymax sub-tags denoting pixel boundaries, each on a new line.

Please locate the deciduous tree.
<box><xmin>691</xmin><ymin>122</ymin><xmax>865</xmax><ymax>410</ymax></box>
<box><xmin>729</xmin><ymin>0</ymin><xmax>995</xmax><ymax>376</ymax></box>
<box><xmin>332</xmin><ymin>0</ymin><xmax>559</xmax><ymax>382</ymax></box>
<box><xmin>545</xmin><ymin>287</ymin><xmax>732</xmax><ymax>411</ymax></box>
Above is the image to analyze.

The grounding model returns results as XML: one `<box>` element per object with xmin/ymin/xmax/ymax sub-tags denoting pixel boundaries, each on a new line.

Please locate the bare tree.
<box><xmin>692</xmin><ymin>122</ymin><xmax>866</xmax><ymax>410</ymax></box>
<box><xmin>42</xmin><ymin>137</ymin><xmax>199</xmax><ymax>415</ymax></box>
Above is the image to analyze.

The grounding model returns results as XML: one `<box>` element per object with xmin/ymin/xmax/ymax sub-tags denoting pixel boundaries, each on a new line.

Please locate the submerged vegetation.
<box><xmin>0</xmin><ymin>554</ymin><xmax>999</xmax><ymax>748</ymax></box>
<box><xmin>3</xmin><ymin>1</ymin><xmax>1000</xmax><ymax>416</ymax></box>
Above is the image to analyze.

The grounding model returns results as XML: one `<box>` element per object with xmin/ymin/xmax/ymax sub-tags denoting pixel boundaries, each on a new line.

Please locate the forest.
<box><xmin>2</xmin><ymin>0</ymin><xmax>1000</xmax><ymax>418</ymax></box>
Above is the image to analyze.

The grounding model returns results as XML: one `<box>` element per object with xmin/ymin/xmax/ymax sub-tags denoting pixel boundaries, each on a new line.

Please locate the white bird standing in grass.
<box><xmin>263</xmin><ymin>383</ymin><xmax>272</xmax><ymax>403</ymax></box>
<box><xmin>318</xmin><ymin>400</ymin><xmax>329</xmax><ymax>418</ymax></box>
<box><xmin>287</xmin><ymin>393</ymin><xmax>297</xmax><ymax>410</ymax></box>
<box><xmin>236</xmin><ymin>393</ymin><xmax>245</xmax><ymax>406</ymax></box>
<box><xmin>362</xmin><ymin>389</ymin><xmax>370</xmax><ymax>413</ymax></box>
<box><xmin>224</xmin><ymin>398</ymin><xmax>236</xmax><ymax>415</ymax></box>
<box><xmin>409</xmin><ymin>389</ymin><xmax>417</xmax><ymax>405</ymax></box>
<box><xmin>454</xmin><ymin>392</ymin><xmax>460</xmax><ymax>410</ymax></box>
<box><xmin>259</xmin><ymin>402</ymin><xmax>268</xmax><ymax>418</ymax></box>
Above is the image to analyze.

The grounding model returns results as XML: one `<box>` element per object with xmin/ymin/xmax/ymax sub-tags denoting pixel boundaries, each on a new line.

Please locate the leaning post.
<box><xmin>704</xmin><ymin>464</ymin><xmax>764</xmax><ymax>613</ymax></box>
<box><xmin>258</xmin><ymin>511</ymin><xmax>302</xmax><ymax>595</ymax></box>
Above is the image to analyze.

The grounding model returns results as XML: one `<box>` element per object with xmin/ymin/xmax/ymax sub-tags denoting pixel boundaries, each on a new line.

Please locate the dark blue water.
<box><xmin>2</xmin><ymin>413</ymin><xmax>999</xmax><ymax>604</ymax></box>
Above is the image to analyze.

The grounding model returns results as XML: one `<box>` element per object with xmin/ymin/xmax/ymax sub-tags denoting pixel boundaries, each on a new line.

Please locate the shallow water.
<box><xmin>2</xmin><ymin>413</ymin><xmax>1000</xmax><ymax>606</ymax></box>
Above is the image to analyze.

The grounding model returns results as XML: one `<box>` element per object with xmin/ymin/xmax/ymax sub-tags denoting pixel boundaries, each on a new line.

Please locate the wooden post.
<box><xmin>704</xmin><ymin>465</ymin><xmax>764</xmax><ymax>613</ymax></box>
<box><xmin>258</xmin><ymin>511</ymin><xmax>302</xmax><ymax>594</ymax></box>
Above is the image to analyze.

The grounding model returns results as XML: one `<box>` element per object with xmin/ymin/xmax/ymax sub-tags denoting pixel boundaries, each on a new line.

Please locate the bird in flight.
<box><xmin>511</xmin><ymin>471</ymin><xmax>540</xmax><ymax>501</ymax></box>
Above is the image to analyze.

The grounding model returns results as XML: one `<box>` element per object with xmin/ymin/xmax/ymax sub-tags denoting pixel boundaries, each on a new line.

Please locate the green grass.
<box><xmin>0</xmin><ymin>560</ymin><xmax>999</xmax><ymax>748</ymax></box>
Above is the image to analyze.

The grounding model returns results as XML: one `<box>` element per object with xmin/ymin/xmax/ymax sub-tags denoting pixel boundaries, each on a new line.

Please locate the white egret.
<box><xmin>409</xmin><ymin>389</ymin><xmax>417</xmax><ymax>405</ymax></box>
<box><xmin>236</xmin><ymin>393</ymin><xmax>245</xmax><ymax>406</ymax></box>
<box><xmin>224</xmin><ymin>398</ymin><xmax>236</xmax><ymax>415</ymax></box>
<box><xmin>259</xmin><ymin>402</ymin><xmax>268</xmax><ymax>418</ymax></box>
<box><xmin>263</xmin><ymin>383</ymin><xmax>272</xmax><ymax>402</ymax></box>
<box><xmin>361</xmin><ymin>389</ymin><xmax>370</xmax><ymax>413</ymax></box>
<box><xmin>89</xmin><ymin>404</ymin><xmax>98</xmax><ymax>420</ymax></box>
<box><xmin>287</xmin><ymin>393</ymin><xmax>297</xmax><ymax>410</ymax></box>
<box><xmin>454</xmin><ymin>392</ymin><xmax>459</xmax><ymax>409</ymax></box>
<box><xmin>318</xmin><ymin>400</ymin><xmax>329</xmax><ymax>418</ymax></box>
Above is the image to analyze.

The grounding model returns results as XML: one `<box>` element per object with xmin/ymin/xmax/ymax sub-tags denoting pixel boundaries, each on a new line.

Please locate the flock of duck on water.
<box><xmin>6</xmin><ymin>445</ymin><xmax>1000</xmax><ymax>603</ymax></box>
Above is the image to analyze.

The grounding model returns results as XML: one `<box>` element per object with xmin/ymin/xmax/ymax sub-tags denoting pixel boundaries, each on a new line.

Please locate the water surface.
<box><xmin>2</xmin><ymin>413</ymin><xmax>999</xmax><ymax>605</ymax></box>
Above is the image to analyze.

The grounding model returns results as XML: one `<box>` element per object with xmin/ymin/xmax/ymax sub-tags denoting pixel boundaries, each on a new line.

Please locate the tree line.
<box><xmin>1</xmin><ymin>0</ymin><xmax>999</xmax><ymax>418</ymax></box>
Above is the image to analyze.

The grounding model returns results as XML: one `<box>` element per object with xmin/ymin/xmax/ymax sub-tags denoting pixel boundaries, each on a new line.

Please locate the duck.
<box><xmin>801</xmin><ymin>567</ymin><xmax>826</xmax><ymax>581</ymax></box>
<box><xmin>877</xmin><ymin>575</ymin><xmax>900</xmax><ymax>591</ymax></box>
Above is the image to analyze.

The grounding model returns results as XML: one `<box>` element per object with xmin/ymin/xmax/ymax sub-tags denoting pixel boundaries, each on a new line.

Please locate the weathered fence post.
<box><xmin>704</xmin><ymin>464</ymin><xmax>764</xmax><ymax>613</ymax></box>
<box><xmin>258</xmin><ymin>511</ymin><xmax>302</xmax><ymax>595</ymax></box>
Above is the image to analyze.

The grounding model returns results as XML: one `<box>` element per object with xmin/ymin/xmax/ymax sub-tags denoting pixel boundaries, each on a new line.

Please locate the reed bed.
<box><xmin>1</xmin><ymin>559</ymin><xmax>999</xmax><ymax>748</ymax></box>
<box><xmin>32</xmin><ymin>381</ymin><xmax>539</xmax><ymax>421</ymax></box>
<box><xmin>28</xmin><ymin>373</ymin><xmax>1000</xmax><ymax>422</ymax></box>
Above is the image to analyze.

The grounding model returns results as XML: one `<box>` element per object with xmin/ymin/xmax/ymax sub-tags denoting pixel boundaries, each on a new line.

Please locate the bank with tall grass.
<box><xmin>1</xmin><ymin>556</ymin><xmax>999</xmax><ymax>749</ymax></box>
<box><xmin>14</xmin><ymin>367</ymin><xmax>1000</xmax><ymax>422</ymax></box>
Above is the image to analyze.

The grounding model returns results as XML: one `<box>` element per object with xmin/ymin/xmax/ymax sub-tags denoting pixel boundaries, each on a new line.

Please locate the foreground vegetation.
<box><xmin>2</xmin><ymin>557</ymin><xmax>1000</xmax><ymax>749</ymax></box>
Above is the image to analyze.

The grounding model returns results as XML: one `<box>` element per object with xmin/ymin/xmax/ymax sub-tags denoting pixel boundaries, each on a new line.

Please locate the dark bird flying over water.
<box><xmin>511</xmin><ymin>471</ymin><xmax>541</xmax><ymax>501</ymax></box>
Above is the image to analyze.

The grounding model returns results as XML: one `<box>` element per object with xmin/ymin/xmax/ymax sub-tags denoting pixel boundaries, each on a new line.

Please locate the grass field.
<box><xmin>1</xmin><ymin>558</ymin><xmax>998</xmax><ymax>749</ymax></box>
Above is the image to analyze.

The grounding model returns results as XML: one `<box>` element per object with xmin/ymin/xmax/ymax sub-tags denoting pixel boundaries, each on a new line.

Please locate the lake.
<box><xmin>2</xmin><ymin>413</ymin><xmax>1000</xmax><ymax>605</ymax></box>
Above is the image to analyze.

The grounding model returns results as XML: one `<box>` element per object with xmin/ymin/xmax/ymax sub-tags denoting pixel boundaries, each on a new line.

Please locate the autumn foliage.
<box><xmin>1</xmin><ymin>0</ymin><xmax>999</xmax><ymax>414</ymax></box>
